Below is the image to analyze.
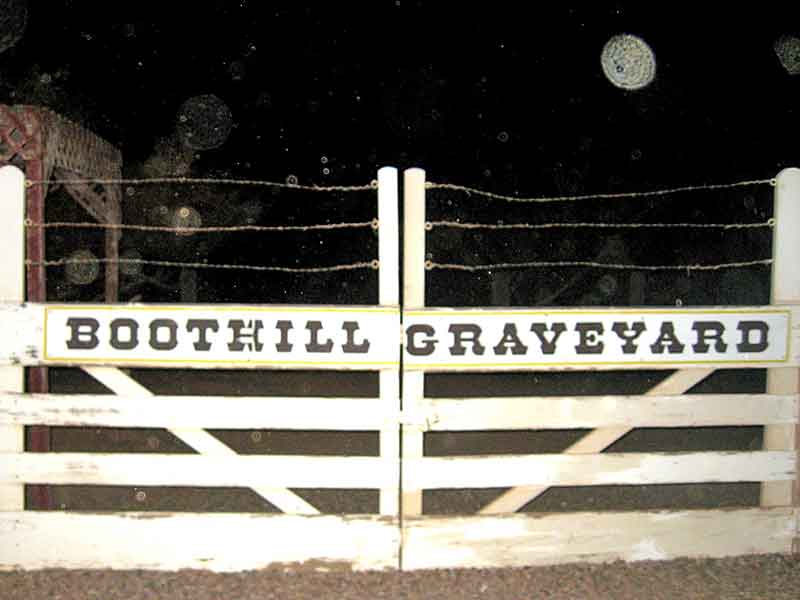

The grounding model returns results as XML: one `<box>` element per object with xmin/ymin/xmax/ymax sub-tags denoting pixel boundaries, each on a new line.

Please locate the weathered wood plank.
<box><xmin>377</xmin><ymin>167</ymin><xmax>401</xmax><ymax>517</ymax></box>
<box><xmin>0</xmin><ymin>452</ymin><xmax>392</xmax><ymax>488</ymax></box>
<box><xmin>0</xmin><ymin>165</ymin><xmax>25</xmax><ymax>511</ymax></box>
<box><xmin>0</xmin><ymin>393</ymin><xmax>390</xmax><ymax>430</ymax></box>
<box><xmin>405</xmin><ymin>451</ymin><xmax>795</xmax><ymax>490</ymax></box>
<box><xmin>402</xmin><ymin>508</ymin><xmax>798</xmax><ymax>570</ymax></box>
<box><xmin>422</xmin><ymin>393</ymin><xmax>798</xmax><ymax>431</ymax></box>
<box><xmin>762</xmin><ymin>168</ymin><xmax>800</xmax><ymax>509</ymax></box>
<box><xmin>0</xmin><ymin>511</ymin><xmax>399</xmax><ymax>572</ymax></box>
<box><xmin>379</xmin><ymin>369</ymin><xmax>400</xmax><ymax>516</ymax></box>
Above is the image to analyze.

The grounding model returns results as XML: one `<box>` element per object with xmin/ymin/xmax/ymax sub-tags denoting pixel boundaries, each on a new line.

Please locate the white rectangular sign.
<box><xmin>39</xmin><ymin>304</ymin><xmax>400</xmax><ymax>370</ymax></box>
<box><xmin>403</xmin><ymin>308</ymin><xmax>792</xmax><ymax>371</ymax></box>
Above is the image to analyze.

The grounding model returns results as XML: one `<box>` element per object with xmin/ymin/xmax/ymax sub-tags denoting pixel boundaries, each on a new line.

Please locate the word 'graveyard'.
<box><xmin>402</xmin><ymin>308</ymin><xmax>792</xmax><ymax>371</ymax></box>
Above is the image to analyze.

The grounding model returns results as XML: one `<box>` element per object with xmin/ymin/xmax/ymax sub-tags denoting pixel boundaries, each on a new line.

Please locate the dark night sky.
<box><xmin>2</xmin><ymin>3</ymin><xmax>797</xmax><ymax>187</ymax></box>
<box><xmin>2</xmin><ymin>2</ymin><xmax>799</xmax><ymax>305</ymax></box>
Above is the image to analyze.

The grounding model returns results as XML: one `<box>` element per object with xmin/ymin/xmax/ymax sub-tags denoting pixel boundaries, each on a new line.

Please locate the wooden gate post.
<box><xmin>0</xmin><ymin>165</ymin><xmax>25</xmax><ymax>511</ymax></box>
<box><xmin>762</xmin><ymin>167</ymin><xmax>800</xmax><ymax>520</ymax></box>
<box><xmin>378</xmin><ymin>166</ymin><xmax>401</xmax><ymax>517</ymax></box>
<box><xmin>402</xmin><ymin>168</ymin><xmax>426</xmax><ymax>518</ymax></box>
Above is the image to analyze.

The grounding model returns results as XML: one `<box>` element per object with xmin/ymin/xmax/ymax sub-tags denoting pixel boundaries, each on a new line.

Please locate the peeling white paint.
<box><xmin>629</xmin><ymin>538</ymin><xmax>667</xmax><ymax>561</ymax></box>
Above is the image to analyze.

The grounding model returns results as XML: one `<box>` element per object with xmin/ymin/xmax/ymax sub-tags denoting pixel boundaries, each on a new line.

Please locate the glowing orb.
<box><xmin>119</xmin><ymin>249</ymin><xmax>143</xmax><ymax>278</ymax></box>
<box><xmin>774</xmin><ymin>35</ymin><xmax>800</xmax><ymax>76</ymax></box>
<box><xmin>176</xmin><ymin>94</ymin><xmax>233</xmax><ymax>151</ymax></box>
<box><xmin>601</xmin><ymin>33</ymin><xmax>656</xmax><ymax>91</ymax></box>
<box><xmin>171</xmin><ymin>205</ymin><xmax>202</xmax><ymax>236</ymax></box>
<box><xmin>65</xmin><ymin>249</ymin><xmax>100</xmax><ymax>286</ymax></box>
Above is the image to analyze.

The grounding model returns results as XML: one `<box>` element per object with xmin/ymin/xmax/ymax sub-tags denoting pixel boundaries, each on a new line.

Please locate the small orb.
<box><xmin>65</xmin><ymin>249</ymin><xmax>100</xmax><ymax>286</ymax></box>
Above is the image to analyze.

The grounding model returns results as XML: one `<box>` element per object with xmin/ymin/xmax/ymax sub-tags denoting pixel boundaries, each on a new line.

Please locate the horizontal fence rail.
<box><xmin>0</xmin><ymin>453</ymin><xmax>394</xmax><ymax>488</ymax></box>
<box><xmin>401</xmin><ymin>508</ymin><xmax>799</xmax><ymax>570</ymax></box>
<box><xmin>0</xmin><ymin>512</ymin><xmax>399</xmax><ymax>572</ymax></box>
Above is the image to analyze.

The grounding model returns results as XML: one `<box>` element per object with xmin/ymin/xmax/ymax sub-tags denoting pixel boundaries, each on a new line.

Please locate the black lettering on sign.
<box><xmin>109</xmin><ymin>318</ymin><xmax>139</xmax><ymax>350</ymax></box>
<box><xmin>186</xmin><ymin>319</ymin><xmax>219</xmax><ymax>351</ymax></box>
<box><xmin>65</xmin><ymin>317</ymin><xmax>100</xmax><ymax>350</ymax></box>
<box><xmin>493</xmin><ymin>323</ymin><xmax>528</xmax><ymax>355</ymax></box>
<box><xmin>228</xmin><ymin>320</ymin><xmax>264</xmax><ymax>352</ymax></box>
<box><xmin>149</xmin><ymin>319</ymin><xmax>178</xmax><ymax>351</ymax></box>
<box><xmin>530</xmin><ymin>323</ymin><xmax>566</xmax><ymax>354</ymax></box>
<box><xmin>692</xmin><ymin>321</ymin><xmax>727</xmax><ymax>354</ymax></box>
<box><xmin>611</xmin><ymin>322</ymin><xmax>646</xmax><ymax>354</ymax></box>
<box><xmin>407</xmin><ymin>324</ymin><xmax>437</xmax><ymax>356</ymax></box>
<box><xmin>575</xmin><ymin>322</ymin><xmax>604</xmax><ymax>354</ymax></box>
<box><xmin>275</xmin><ymin>320</ymin><xmax>293</xmax><ymax>353</ymax></box>
<box><xmin>650</xmin><ymin>322</ymin><xmax>685</xmax><ymax>354</ymax></box>
<box><xmin>342</xmin><ymin>321</ymin><xmax>370</xmax><ymax>354</ymax></box>
<box><xmin>737</xmin><ymin>321</ymin><xmax>769</xmax><ymax>353</ymax></box>
<box><xmin>306</xmin><ymin>321</ymin><xmax>334</xmax><ymax>353</ymax></box>
<box><xmin>449</xmin><ymin>324</ymin><xmax>485</xmax><ymax>356</ymax></box>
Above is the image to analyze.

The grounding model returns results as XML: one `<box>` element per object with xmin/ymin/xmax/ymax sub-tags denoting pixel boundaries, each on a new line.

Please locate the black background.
<box><xmin>2</xmin><ymin>2</ymin><xmax>799</xmax><ymax>305</ymax></box>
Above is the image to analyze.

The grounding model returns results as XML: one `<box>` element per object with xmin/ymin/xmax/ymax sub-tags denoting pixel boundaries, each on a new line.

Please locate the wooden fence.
<box><xmin>0</xmin><ymin>165</ymin><xmax>798</xmax><ymax>572</ymax></box>
<box><xmin>0</xmin><ymin>165</ymin><xmax>403</xmax><ymax>571</ymax></box>
<box><xmin>398</xmin><ymin>167</ymin><xmax>800</xmax><ymax>569</ymax></box>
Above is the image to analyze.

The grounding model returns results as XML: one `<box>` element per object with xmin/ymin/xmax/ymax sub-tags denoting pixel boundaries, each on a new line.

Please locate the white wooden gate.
<box><xmin>0</xmin><ymin>165</ymin><xmax>403</xmax><ymax>571</ymax></box>
<box><xmin>1</xmin><ymin>165</ymin><xmax>799</xmax><ymax>572</ymax></box>
<box><xmin>397</xmin><ymin>167</ymin><xmax>800</xmax><ymax>570</ymax></box>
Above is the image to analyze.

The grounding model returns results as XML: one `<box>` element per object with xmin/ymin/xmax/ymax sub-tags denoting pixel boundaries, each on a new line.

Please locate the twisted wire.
<box><xmin>427</xmin><ymin>259</ymin><xmax>773</xmax><ymax>272</ymax></box>
<box><xmin>28</xmin><ymin>257</ymin><xmax>379</xmax><ymax>274</ymax></box>
<box><xmin>427</xmin><ymin>219</ymin><xmax>774</xmax><ymax>231</ymax></box>
<box><xmin>426</xmin><ymin>178</ymin><xmax>773</xmax><ymax>204</ymax></box>
<box><xmin>27</xmin><ymin>219</ymin><xmax>378</xmax><ymax>233</ymax></box>
<box><xmin>27</xmin><ymin>176</ymin><xmax>377</xmax><ymax>192</ymax></box>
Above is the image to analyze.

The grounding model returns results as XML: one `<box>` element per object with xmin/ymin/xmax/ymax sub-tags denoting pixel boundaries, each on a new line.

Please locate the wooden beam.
<box><xmin>378</xmin><ymin>167</ymin><xmax>401</xmax><ymax>517</ymax></box>
<box><xmin>402</xmin><ymin>508</ymin><xmax>797</xmax><ymax>570</ymax></box>
<box><xmin>402</xmin><ymin>168</ymin><xmax>427</xmax><ymax>518</ymax></box>
<box><xmin>406</xmin><ymin>450</ymin><xmax>794</xmax><ymax>490</ymax></box>
<box><xmin>763</xmin><ymin>167</ymin><xmax>800</xmax><ymax>516</ymax></box>
<box><xmin>0</xmin><ymin>392</ymin><xmax>393</xmax><ymax>430</ymax></box>
<box><xmin>421</xmin><ymin>393</ymin><xmax>798</xmax><ymax>430</ymax></box>
<box><xmin>480</xmin><ymin>368</ymin><xmax>714</xmax><ymax>513</ymax></box>
<box><xmin>0</xmin><ymin>511</ymin><xmax>399</xmax><ymax>572</ymax></box>
<box><xmin>0</xmin><ymin>165</ymin><xmax>25</xmax><ymax>511</ymax></box>
<box><xmin>1</xmin><ymin>452</ymin><xmax>392</xmax><ymax>488</ymax></box>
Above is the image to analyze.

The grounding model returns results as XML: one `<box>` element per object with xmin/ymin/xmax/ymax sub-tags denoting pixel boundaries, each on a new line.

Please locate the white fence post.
<box><xmin>0</xmin><ymin>165</ymin><xmax>26</xmax><ymax>511</ymax></box>
<box><xmin>378</xmin><ymin>166</ymin><xmax>400</xmax><ymax>517</ymax></box>
<box><xmin>402</xmin><ymin>168</ymin><xmax>427</xmax><ymax>518</ymax></box>
<box><xmin>762</xmin><ymin>167</ymin><xmax>800</xmax><ymax>515</ymax></box>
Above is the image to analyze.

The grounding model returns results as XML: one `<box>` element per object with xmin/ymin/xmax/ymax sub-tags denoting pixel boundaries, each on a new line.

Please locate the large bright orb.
<box><xmin>601</xmin><ymin>33</ymin><xmax>656</xmax><ymax>91</ymax></box>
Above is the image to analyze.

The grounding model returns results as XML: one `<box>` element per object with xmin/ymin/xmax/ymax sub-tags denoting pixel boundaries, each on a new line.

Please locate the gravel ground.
<box><xmin>3</xmin><ymin>554</ymin><xmax>800</xmax><ymax>599</ymax></box>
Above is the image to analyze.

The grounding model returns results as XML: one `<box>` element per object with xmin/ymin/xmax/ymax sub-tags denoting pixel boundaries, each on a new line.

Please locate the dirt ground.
<box><xmin>4</xmin><ymin>554</ymin><xmax>800</xmax><ymax>599</ymax></box>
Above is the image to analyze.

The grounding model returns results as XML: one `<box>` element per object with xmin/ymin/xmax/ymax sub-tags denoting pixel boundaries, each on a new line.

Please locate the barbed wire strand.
<box><xmin>27</xmin><ymin>219</ymin><xmax>379</xmax><ymax>233</ymax></box>
<box><xmin>27</xmin><ymin>258</ymin><xmax>379</xmax><ymax>274</ymax></box>
<box><xmin>27</xmin><ymin>176</ymin><xmax>377</xmax><ymax>192</ymax></box>
<box><xmin>426</xmin><ymin>178</ymin><xmax>774</xmax><ymax>204</ymax></box>
<box><xmin>426</xmin><ymin>219</ymin><xmax>775</xmax><ymax>231</ymax></box>
<box><xmin>428</xmin><ymin>259</ymin><xmax>773</xmax><ymax>272</ymax></box>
